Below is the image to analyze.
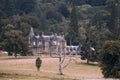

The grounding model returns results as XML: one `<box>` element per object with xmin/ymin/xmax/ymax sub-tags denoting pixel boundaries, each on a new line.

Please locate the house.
<box><xmin>28</xmin><ymin>27</ymin><xmax>67</xmax><ymax>55</ymax></box>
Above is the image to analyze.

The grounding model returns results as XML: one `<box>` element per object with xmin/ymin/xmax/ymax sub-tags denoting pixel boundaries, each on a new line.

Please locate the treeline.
<box><xmin>0</xmin><ymin>0</ymin><xmax>119</xmax><ymax>55</ymax></box>
<box><xmin>0</xmin><ymin>0</ymin><xmax>35</xmax><ymax>18</ymax></box>
<box><xmin>65</xmin><ymin>0</ymin><xmax>106</xmax><ymax>6</ymax></box>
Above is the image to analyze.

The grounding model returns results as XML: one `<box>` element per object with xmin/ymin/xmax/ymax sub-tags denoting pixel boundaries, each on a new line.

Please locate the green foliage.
<box><xmin>65</xmin><ymin>0</ymin><xmax>106</xmax><ymax>6</ymax></box>
<box><xmin>20</xmin><ymin>15</ymin><xmax>40</xmax><ymax>29</ymax></box>
<box><xmin>58</xmin><ymin>3</ymin><xmax>70</xmax><ymax>18</ymax></box>
<box><xmin>79</xmin><ymin>26</ymin><xmax>86</xmax><ymax>43</ymax></box>
<box><xmin>99</xmin><ymin>40</ymin><xmax>120</xmax><ymax>78</ymax></box>
<box><xmin>46</xmin><ymin>10</ymin><xmax>63</xmax><ymax>22</ymax></box>
<box><xmin>77</xmin><ymin>4</ymin><xmax>92</xmax><ymax>20</ymax></box>
<box><xmin>91</xmin><ymin>10</ymin><xmax>110</xmax><ymax>27</ymax></box>
<box><xmin>65</xmin><ymin>0</ymin><xmax>86</xmax><ymax>6</ymax></box>
<box><xmin>66</xmin><ymin>6</ymin><xmax>79</xmax><ymax>45</ymax></box>
<box><xmin>0</xmin><ymin>0</ymin><xmax>117</xmax><ymax>57</ymax></box>
<box><xmin>106</xmin><ymin>0</ymin><xmax>120</xmax><ymax>39</ymax></box>
<box><xmin>2</xmin><ymin>24</ymin><xmax>29</xmax><ymax>56</ymax></box>
<box><xmin>0</xmin><ymin>10</ymin><xmax>6</xmax><ymax>19</ymax></box>
<box><xmin>86</xmin><ymin>0</ymin><xmax>106</xmax><ymax>6</ymax></box>
<box><xmin>20</xmin><ymin>0</ymin><xmax>36</xmax><ymax>14</ymax></box>
<box><xmin>0</xmin><ymin>0</ymin><xmax>36</xmax><ymax>17</ymax></box>
<box><xmin>89</xmin><ymin>0</ymin><xmax>120</xmax><ymax>48</ymax></box>
<box><xmin>4</xmin><ymin>0</ymin><xmax>15</xmax><ymax>17</ymax></box>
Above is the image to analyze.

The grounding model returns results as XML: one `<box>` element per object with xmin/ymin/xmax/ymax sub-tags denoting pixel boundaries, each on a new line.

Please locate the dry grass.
<box><xmin>0</xmin><ymin>55</ymin><xmax>103</xmax><ymax>80</ymax></box>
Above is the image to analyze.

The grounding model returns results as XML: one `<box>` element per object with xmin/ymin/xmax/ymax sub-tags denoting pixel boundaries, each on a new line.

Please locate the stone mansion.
<box><xmin>28</xmin><ymin>27</ymin><xmax>81</xmax><ymax>55</ymax></box>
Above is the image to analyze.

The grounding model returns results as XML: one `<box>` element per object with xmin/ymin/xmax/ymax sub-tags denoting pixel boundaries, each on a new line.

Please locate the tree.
<box><xmin>20</xmin><ymin>15</ymin><xmax>40</xmax><ymax>29</ymax></box>
<box><xmin>49</xmin><ymin>34</ymin><xmax>76</xmax><ymax>75</ymax></box>
<box><xmin>99</xmin><ymin>40</ymin><xmax>120</xmax><ymax>78</ymax></box>
<box><xmin>79</xmin><ymin>26</ymin><xmax>87</xmax><ymax>43</ymax></box>
<box><xmin>0</xmin><ymin>10</ymin><xmax>6</xmax><ymax>19</ymax></box>
<box><xmin>4</xmin><ymin>0</ymin><xmax>15</xmax><ymax>17</ymax></box>
<box><xmin>65</xmin><ymin>0</ymin><xmax>86</xmax><ymax>6</ymax></box>
<box><xmin>20</xmin><ymin>0</ymin><xmax>36</xmax><ymax>14</ymax></box>
<box><xmin>86</xmin><ymin>0</ymin><xmax>106</xmax><ymax>6</ymax></box>
<box><xmin>91</xmin><ymin>10</ymin><xmax>110</xmax><ymax>29</ymax></box>
<box><xmin>46</xmin><ymin>10</ymin><xmax>63</xmax><ymax>23</ymax></box>
<box><xmin>77</xmin><ymin>4</ymin><xmax>92</xmax><ymax>20</ymax></box>
<box><xmin>58</xmin><ymin>3</ymin><xmax>70</xmax><ymax>18</ymax></box>
<box><xmin>90</xmin><ymin>10</ymin><xmax>112</xmax><ymax>49</ymax></box>
<box><xmin>65</xmin><ymin>0</ymin><xmax>106</xmax><ymax>6</ymax></box>
<box><xmin>66</xmin><ymin>6</ymin><xmax>80</xmax><ymax>45</ymax></box>
<box><xmin>106</xmin><ymin>0</ymin><xmax>120</xmax><ymax>40</ymax></box>
<box><xmin>2</xmin><ymin>24</ymin><xmax>29</xmax><ymax>57</ymax></box>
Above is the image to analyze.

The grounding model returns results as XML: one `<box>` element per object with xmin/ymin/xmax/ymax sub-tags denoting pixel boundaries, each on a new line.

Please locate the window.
<box><xmin>33</xmin><ymin>42</ymin><xmax>36</xmax><ymax>45</ymax></box>
<box><xmin>38</xmin><ymin>42</ymin><xmax>42</xmax><ymax>46</ymax></box>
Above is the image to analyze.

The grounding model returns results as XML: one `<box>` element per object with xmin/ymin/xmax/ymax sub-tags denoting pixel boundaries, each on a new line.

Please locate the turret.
<box><xmin>29</xmin><ymin>27</ymin><xmax>35</xmax><ymax>47</ymax></box>
<box><xmin>29</xmin><ymin>27</ymin><xmax>35</xmax><ymax>38</ymax></box>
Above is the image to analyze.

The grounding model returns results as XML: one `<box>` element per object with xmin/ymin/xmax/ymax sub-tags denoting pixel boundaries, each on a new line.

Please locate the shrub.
<box><xmin>99</xmin><ymin>40</ymin><xmax>120</xmax><ymax>78</ymax></box>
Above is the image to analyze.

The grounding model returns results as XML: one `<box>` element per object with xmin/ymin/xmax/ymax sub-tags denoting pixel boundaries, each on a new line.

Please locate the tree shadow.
<box><xmin>76</xmin><ymin>62</ymin><xmax>99</xmax><ymax>66</ymax></box>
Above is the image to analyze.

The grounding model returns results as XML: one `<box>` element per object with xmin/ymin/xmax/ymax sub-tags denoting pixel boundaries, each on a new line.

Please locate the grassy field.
<box><xmin>0</xmin><ymin>55</ymin><xmax>103</xmax><ymax>80</ymax></box>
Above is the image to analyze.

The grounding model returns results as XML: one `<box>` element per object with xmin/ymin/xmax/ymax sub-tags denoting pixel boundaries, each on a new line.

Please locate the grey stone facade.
<box><xmin>28</xmin><ymin>27</ymin><xmax>67</xmax><ymax>55</ymax></box>
<box><xmin>28</xmin><ymin>27</ymin><xmax>81</xmax><ymax>55</ymax></box>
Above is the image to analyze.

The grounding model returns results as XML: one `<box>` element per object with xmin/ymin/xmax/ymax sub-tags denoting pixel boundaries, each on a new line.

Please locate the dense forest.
<box><xmin>0</xmin><ymin>0</ymin><xmax>119</xmax><ymax>55</ymax></box>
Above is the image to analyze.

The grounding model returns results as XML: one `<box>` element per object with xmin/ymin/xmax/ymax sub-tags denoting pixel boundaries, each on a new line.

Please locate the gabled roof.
<box><xmin>42</xmin><ymin>35</ymin><xmax>51</xmax><ymax>42</ymax></box>
<box><xmin>29</xmin><ymin>27</ymin><xmax>66</xmax><ymax>42</ymax></box>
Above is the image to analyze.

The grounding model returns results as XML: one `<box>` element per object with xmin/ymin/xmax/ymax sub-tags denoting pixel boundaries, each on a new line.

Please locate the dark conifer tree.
<box><xmin>106</xmin><ymin>0</ymin><xmax>120</xmax><ymax>40</ymax></box>
<box><xmin>21</xmin><ymin>0</ymin><xmax>36</xmax><ymax>14</ymax></box>
<box><xmin>4</xmin><ymin>0</ymin><xmax>15</xmax><ymax>17</ymax></box>
<box><xmin>66</xmin><ymin>6</ymin><xmax>79</xmax><ymax>45</ymax></box>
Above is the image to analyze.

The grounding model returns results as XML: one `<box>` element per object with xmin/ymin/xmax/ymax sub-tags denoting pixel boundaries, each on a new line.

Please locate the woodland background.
<box><xmin>0</xmin><ymin>0</ymin><xmax>119</xmax><ymax>55</ymax></box>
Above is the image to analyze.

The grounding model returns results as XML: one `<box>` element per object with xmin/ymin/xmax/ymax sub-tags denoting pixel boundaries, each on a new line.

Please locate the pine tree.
<box><xmin>21</xmin><ymin>0</ymin><xmax>35</xmax><ymax>14</ymax></box>
<box><xmin>107</xmin><ymin>0</ymin><xmax>120</xmax><ymax>40</ymax></box>
<box><xmin>66</xmin><ymin>6</ymin><xmax>80</xmax><ymax>45</ymax></box>
<box><xmin>4</xmin><ymin>0</ymin><xmax>15</xmax><ymax>17</ymax></box>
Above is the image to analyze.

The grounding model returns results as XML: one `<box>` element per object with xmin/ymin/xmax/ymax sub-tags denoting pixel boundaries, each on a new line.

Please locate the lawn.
<box><xmin>0</xmin><ymin>55</ymin><xmax>103</xmax><ymax>80</ymax></box>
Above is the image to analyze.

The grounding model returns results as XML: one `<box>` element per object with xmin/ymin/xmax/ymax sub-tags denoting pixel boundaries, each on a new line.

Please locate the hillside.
<box><xmin>0</xmin><ymin>0</ymin><xmax>119</xmax><ymax>55</ymax></box>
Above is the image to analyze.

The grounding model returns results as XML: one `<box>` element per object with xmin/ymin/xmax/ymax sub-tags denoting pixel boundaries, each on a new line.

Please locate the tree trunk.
<box><xmin>59</xmin><ymin>55</ymin><xmax>63</xmax><ymax>75</ymax></box>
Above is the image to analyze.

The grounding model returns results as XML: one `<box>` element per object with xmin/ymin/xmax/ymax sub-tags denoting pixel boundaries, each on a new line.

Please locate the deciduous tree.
<box><xmin>2</xmin><ymin>24</ymin><xmax>29</xmax><ymax>56</ymax></box>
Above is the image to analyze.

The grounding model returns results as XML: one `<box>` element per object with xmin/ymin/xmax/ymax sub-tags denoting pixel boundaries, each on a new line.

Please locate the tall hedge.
<box><xmin>99</xmin><ymin>40</ymin><xmax>120</xmax><ymax>78</ymax></box>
